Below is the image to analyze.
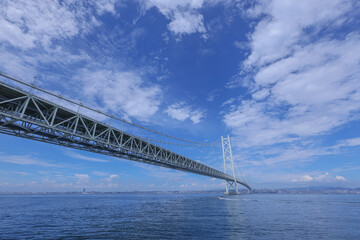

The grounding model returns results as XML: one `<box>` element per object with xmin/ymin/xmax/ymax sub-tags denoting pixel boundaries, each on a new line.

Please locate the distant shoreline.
<box><xmin>1</xmin><ymin>187</ymin><xmax>359</xmax><ymax>195</ymax></box>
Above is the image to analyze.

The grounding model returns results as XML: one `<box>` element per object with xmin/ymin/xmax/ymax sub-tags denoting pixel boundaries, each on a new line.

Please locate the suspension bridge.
<box><xmin>0</xmin><ymin>72</ymin><xmax>251</xmax><ymax>193</ymax></box>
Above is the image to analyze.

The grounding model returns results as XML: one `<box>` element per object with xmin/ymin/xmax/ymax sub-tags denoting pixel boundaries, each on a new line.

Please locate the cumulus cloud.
<box><xmin>141</xmin><ymin>0</ymin><xmax>207</xmax><ymax>36</ymax></box>
<box><xmin>0</xmin><ymin>0</ymin><xmax>118</xmax><ymax>87</ymax></box>
<box><xmin>165</xmin><ymin>102</ymin><xmax>205</xmax><ymax>124</ymax></box>
<box><xmin>168</xmin><ymin>11</ymin><xmax>206</xmax><ymax>35</ymax></box>
<box><xmin>0</xmin><ymin>1</ymin><xmax>162</xmax><ymax>123</ymax></box>
<box><xmin>0</xmin><ymin>0</ymin><xmax>78</xmax><ymax>49</ymax></box>
<box><xmin>292</xmin><ymin>173</ymin><xmax>346</xmax><ymax>183</ymax></box>
<box><xmin>244</xmin><ymin>0</ymin><xmax>352</xmax><ymax>66</ymax></box>
<box><xmin>77</xmin><ymin>69</ymin><xmax>162</xmax><ymax>121</ymax></box>
<box><xmin>292</xmin><ymin>175</ymin><xmax>313</xmax><ymax>182</ymax></box>
<box><xmin>224</xmin><ymin>0</ymin><xmax>360</xmax><ymax>152</ymax></box>
<box><xmin>106</xmin><ymin>174</ymin><xmax>119</xmax><ymax>182</ymax></box>
<box><xmin>0</xmin><ymin>0</ymin><xmax>116</xmax><ymax>50</ymax></box>
<box><xmin>335</xmin><ymin>175</ymin><xmax>346</xmax><ymax>181</ymax></box>
<box><xmin>94</xmin><ymin>0</ymin><xmax>118</xmax><ymax>15</ymax></box>
<box><xmin>251</xmin><ymin>88</ymin><xmax>270</xmax><ymax>100</ymax></box>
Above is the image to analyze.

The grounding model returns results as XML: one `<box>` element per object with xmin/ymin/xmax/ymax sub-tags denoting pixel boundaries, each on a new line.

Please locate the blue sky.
<box><xmin>0</xmin><ymin>0</ymin><xmax>360</xmax><ymax>191</ymax></box>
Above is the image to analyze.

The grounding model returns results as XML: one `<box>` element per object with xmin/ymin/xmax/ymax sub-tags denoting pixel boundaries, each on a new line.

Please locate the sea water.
<box><xmin>0</xmin><ymin>193</ymin><xmax>359</xmax><ymax>239</ymax></box>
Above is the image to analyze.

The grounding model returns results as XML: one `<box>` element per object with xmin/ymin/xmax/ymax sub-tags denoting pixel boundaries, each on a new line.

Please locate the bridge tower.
<box><xmin>221</xmin><ymin>135</ymin><xmax>239</xmax><ymax>194</ymax></box>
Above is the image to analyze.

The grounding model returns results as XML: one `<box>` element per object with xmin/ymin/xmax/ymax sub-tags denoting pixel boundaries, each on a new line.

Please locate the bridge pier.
<box><xmin>224</xmin><ymin>181</ymin><xmax>241</xmax><ymax>195</ymax></box>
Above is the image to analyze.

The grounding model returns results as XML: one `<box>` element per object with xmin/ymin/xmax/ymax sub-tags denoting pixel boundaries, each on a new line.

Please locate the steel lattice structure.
<box><xmin>222</xmin><ymin>136</ymin><xmax>240</xmax><ymax>194</ymax></box>
<box><xmin>0</xmin><ymin>80</ymin><xmax>251</xmax><ymax>190</ymax></box>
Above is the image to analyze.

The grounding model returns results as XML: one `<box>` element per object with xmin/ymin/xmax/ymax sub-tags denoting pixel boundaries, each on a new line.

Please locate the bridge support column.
<box><xmin>221</xmin><ymin>135</ymin><xmax>239</xmax><ymax>195</ymax></box>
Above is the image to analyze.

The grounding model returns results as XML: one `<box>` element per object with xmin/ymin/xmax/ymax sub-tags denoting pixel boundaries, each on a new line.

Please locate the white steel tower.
<box><xmin>221</xmin><ymin>135</ymin><xmax>238</xmax><ymax>194</ymax></box>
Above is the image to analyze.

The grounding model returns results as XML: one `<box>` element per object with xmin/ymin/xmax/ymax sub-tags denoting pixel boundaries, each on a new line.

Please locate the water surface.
<box><xmin>0</xmin><ymin>193</ymin><xmax>359</xmax><ymax>239</ymax></box>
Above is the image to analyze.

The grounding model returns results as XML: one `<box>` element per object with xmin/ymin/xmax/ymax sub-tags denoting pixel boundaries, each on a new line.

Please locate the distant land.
<box><xmin>0</xmin><ymin>186</ymin><xmax>359</xmax><ymax>195</ymax></box>
<box><xmin>250</xmin><ymin>186</ymin><xmax>360</xmax><ymax>194</ymax></box>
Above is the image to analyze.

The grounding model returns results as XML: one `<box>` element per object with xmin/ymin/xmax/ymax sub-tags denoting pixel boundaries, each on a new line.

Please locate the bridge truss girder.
<box><xmin>0</xmin><ymin>81</ymin><xmax>251</xmax><ymax>190</ymax></box>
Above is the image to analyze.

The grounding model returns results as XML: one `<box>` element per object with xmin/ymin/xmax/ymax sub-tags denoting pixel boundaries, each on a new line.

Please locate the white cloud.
<box><xmin>168</xmin><ymin>11</ymin><xmax>206</xmax><ymax>35</ymax></box>
<box><xmin>335</xmin><ymin>175</ymin><xmax>346</xmax><ymax>181</ymax></box>
<box><xmin>233</xmin><ymin>41</ymin><xmax>248</xmax><ymax>50</ymax></box>
<box><xmin>206</xmin><ymin>89</ymin><xmax>221</xmax><ymax>102</ymax></box>
<box><xmin>244</xmin><ymin>0</ymin><xmax>351</xmax><ymax>66</ymax></box>
<box><xmin>292</xmin><ymin>172</ymin><xmax>346</xmax><ymax>183</ymax></box>
<box><xmin>221</xmin><ymin>97</ymin><xmax>236</xmax><ymax>107</ymax></box>
<box><xmin>334</xmin><ymin>138</ymin><xmax>360</xmax><ymax>148</ymax></box>
<box><xmin>165</xmin><ymin>102</ymin><xmax>205</xmax><ymax>124</ymax></box>
<box><xmin>94</xmin><ymin>0</ymin><xmax>118</xmax><ymax>15</ymax></box>
<box><xmin>0</xmin><ymin>44</ymin><xmax>91</xmax><ymax>85</ymax></box>
<box><xmin>0</xmin><ymin>0</ymin><xmax>118</xmax><ymax>50</ymax></box>
<box><xmin>74</xmin><ymin>174</ymin><xmax>89</xmax><ymax>182</ymax></box>
<box><xmin>142</xmin><ymin>0</ymin><xmax>207</xmax><ymax>36</ymax></box>
<box><xmin>292</xmin><ymin>175</ymin><xmax>313</xmax><ymax>182</ymax></box>
<box><xmin>0</xmin><ymin>0</ymin><xmax>164</xmax><ymax>126</ymax></box>
<box><xmin>224</xmin><ymin>1</ymin><xmax>360</xmax><ymax>151</ymax></box>
<box><xmin>251</xmin><ymin>88</ymin><xmax>270</xmax><ymax>100</ymax></box>
<box><xmin>143</xmin><ymin>0</ymin><xmax>204</xmax><ymax>17</ymax></box>
<box><xmin>165</xmin><ymin>103</ymin><xmax>191</xmax><ymax>121</ymax></box>
<box><xmin>0</xmin><ymin>153</ymin><xmax>63</xmax><ymax>168</ymax></box>
<box><xmin>66</xmin><ymin>151</ymin><xmax>109</xmax><ymax>163</ymax></box>
<box><xmin>77</xmin><ymin>69</ymin><xmax>162</xmax><ymax>121</ymax></box>
<box><xmin>190</xmin><ymin>110</ymin><xmax>205</xmax><ymax>124</ymax></box>
<box><xmin>314</xmin><ymin>172</ymin><xmax>329</xmax><ymax>181</ymax></box>
<box><xmin>0</xmin><ymin>1</ymin><xmax>163</xmax><ymax>125</ymax></box>
<box><xmin>0</xmin><ymin>0</ymin><xmax>85</xmax><ymax>49</ymax></box>
<box><xmin>0</xmin><ymin>49</ymin><xmax>37</xmax><ymax>81</ymax></box>
<box><xmin>106</xmin><ymin>174</ymin><xmax>119</xmax><ymax>182</ymax></box>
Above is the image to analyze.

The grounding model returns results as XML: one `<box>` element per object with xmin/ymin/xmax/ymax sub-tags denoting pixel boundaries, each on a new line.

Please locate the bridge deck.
<box><xmin>0</xmin><ymin>79</ymin><xmax>251</xmax><ymax>190</ymax></box>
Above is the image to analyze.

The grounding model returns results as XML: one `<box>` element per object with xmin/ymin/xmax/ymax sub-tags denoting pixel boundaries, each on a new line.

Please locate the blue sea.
<box><xmin>0</xmin><ymin>193</ymin><xmax>359</xmax><ymax>239</ymax></box>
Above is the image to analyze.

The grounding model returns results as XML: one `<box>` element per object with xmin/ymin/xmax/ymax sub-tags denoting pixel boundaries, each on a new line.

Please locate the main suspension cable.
<box><xmin>0</xmin><ymin>72</ymin><xmax>220</xmax><ymax>146</ymax></box>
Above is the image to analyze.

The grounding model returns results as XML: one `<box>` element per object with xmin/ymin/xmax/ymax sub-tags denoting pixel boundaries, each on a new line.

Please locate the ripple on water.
<box><xmin>0</xmin><ymin>193</ymin><xmax>359</xmax><ymax>239</ymax></box>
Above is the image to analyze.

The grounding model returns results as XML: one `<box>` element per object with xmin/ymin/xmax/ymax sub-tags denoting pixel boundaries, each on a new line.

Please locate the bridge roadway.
<box><xmin>0</xmin><ymin>78</ymin><xmax>251</xmax><ymax>190</ymax></box>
